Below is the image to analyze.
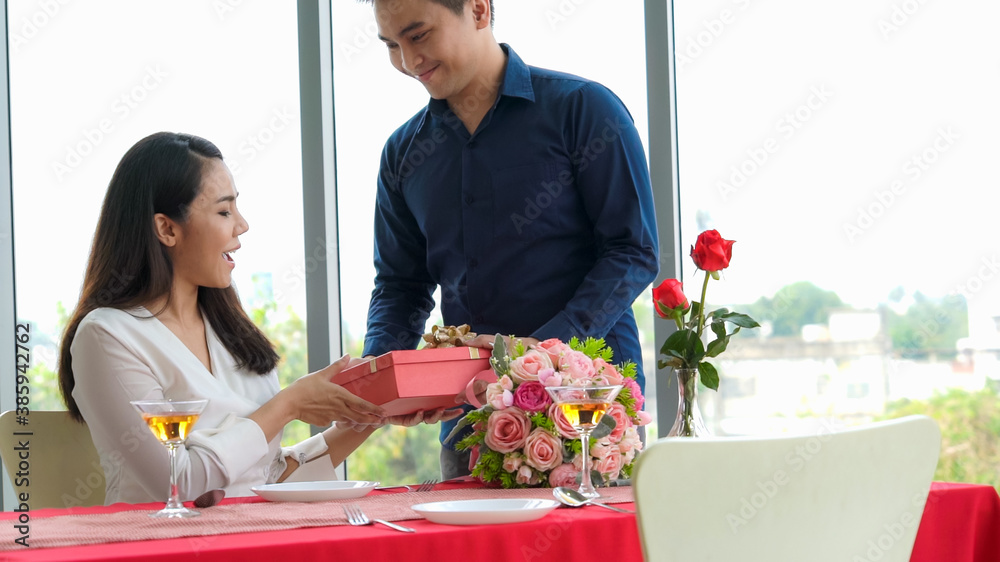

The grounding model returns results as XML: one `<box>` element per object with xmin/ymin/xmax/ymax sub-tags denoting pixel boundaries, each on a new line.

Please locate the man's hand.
<box><xmin>335</xmin><ymin>407</ymin><xmax>463</xmax><ymax>432</ymax></box>
<box><xmin>462</xmin><ymin>334</ymin><xmax>540</xmax><ymax>352</ymax></box>
<box><xmin>386</xmin><ymin>407</ymin><xmax>464</xmax><ymax>427</ymax></box>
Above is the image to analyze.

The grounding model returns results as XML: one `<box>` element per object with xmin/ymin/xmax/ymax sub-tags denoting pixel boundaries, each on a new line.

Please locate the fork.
<box><xmin>343</xmin><ymin>504</ymin><xmax>415</xmax><ymax>533</ymax></box>
<box><xmin>375</xmin><ymin>478</ymin><xmax>437</xmax><ymax>492</ymax></box>
<box><xmin>415</xmin><ymin>479</ymin><xmax>438</xmax><ymax>492</ymax></box>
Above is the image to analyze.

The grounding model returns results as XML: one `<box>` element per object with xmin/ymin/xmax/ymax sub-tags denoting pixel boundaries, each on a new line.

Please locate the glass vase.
<box><xmin>667</xmin><ymin>367</ymin><xmax>711</xmax><ymax>437</ymax></box>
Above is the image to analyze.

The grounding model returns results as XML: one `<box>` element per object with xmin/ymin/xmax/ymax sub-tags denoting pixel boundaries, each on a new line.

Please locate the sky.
<box><xmin>7</xmin><ymin>0</ymin><xmax>1000</xmax><ymax>347</ymax></box>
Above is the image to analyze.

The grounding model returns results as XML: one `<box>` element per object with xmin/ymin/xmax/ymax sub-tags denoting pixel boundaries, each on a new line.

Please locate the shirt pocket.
<box><xmin>491</xmin><ymin>162</ymin><xmax>576</xmax><ymax>242</ymax></box>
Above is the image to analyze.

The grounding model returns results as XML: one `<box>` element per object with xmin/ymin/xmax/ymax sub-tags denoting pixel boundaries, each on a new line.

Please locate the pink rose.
<box><xmin>590</xmin><ymin>439</ymin><xmax>612</xmax><ymax>459</ymax></box>
<box><xmin>512</xmin><ymin>381</ymin><xmax>552</xmax><ymax>413</ymax></box>
<box><xmin>621</xmin><ymin>377</ymin><xmax>644</xmax><ymax>411</ymax></box>
<box><xmin>593</xmin><ymin>359</ymin><xmax>624</xmax><ymax>386</ymax></box>
<box><xmin>523</xmin><ymin>428</ymin><xmax>564</xmax><ymax>472</ymax></box>
<box><xmin>537</xmin><ymin>367</ymin><xmax>563</xmax><ymax>387</ymax></box>
<box><xmin>548</xmin><ymin>463</ymin><xmax>579</xmax><ymax>489</ymax></box>
<box><xmin>484</xmin><ymin>407</ymin><xmax>531</xmax><ymax>453</ymax></box>
<box><xmin>558</xmin><ymin>350</ymin><xmax>596</xmax><ymax>383</ymax></box>
<box><xmin>635</xmin><ymin>410</ymin><xmax>653</xmax><ymax>426</ymax></box>
<box><xmin>502</xmin><ymin>453</ymin><xmax>524</xmax><ymax>473</ymax></box>
<box><xmin>547</xmin><ymin>403</ymin><xmax>579</xmax><ymax>439</ymax></box>
<box><xmin>606</xmin><ymin>403</ymin><xmax>631</xmax><ymax>442</ymax></box>
<box><xmin>486</xmin><ymin>375</ymin><xmax>515</xmax><ymax>410</ymax></box>
<box><xmin>618</xmin><ymin>426</ymin><xmax>642</xmax><ymax>455</ymax></box>
<box><xmin>592</xmin><ymin>440</ymin><xmax>623</xmax><ymax>478</ymax></box>
<box><xmin>620</xmin><ymin>443</ymin><xmax>637</xmax><ymax>465</ymax></box>
<box><xmin>535</xmin><ymin>338</ymin><xmax>572</xmax><ymax>366</ymax></box>
<box><xmin>516</xmin><ymin>464</ymin><xmax>539</xmax><ymax>485</ymax></box>
<box><xmin>508</xmin><ymin>350</ymin><xmax>554</xmax><ymax>384</ymax></box>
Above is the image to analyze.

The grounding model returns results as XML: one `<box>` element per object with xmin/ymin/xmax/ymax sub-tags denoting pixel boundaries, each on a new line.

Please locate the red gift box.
<box><xmin>333</xmin><ymin>347</ymin><xmax>495</xmax><ymax>416</ymax></box>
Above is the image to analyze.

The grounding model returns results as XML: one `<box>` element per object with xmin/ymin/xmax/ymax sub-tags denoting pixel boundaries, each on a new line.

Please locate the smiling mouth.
<box><xmin>415</xmin><ymin>65</ymin><xmax>438</xmax><ymax>82</ymax></box>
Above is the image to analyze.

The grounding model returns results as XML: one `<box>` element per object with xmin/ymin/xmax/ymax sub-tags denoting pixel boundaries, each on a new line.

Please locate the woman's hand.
<box><xmin>283</xmin><ymin>355</ymin><xmax>386</xmax><ymax>427</ymax></box>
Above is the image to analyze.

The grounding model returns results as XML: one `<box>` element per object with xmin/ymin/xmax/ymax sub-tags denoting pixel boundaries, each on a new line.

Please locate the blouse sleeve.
<box><xmin>71</xmin><ymin>317</ymin><xmax>272</xmax><ymax>501</ymax></box>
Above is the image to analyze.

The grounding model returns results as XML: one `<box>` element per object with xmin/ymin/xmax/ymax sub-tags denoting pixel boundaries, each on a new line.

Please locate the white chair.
<box><xmin>0</xmin><ymin>410</ymin><xmax>106</xmax><ymax>508</ymax></box>
<box><xmin>633</xmin><ymin>415</ymin><xmax>940</xmax><ymax>562</ymax></box>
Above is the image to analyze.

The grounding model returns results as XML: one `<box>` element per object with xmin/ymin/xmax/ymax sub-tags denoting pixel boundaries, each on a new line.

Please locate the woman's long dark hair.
<box><xmin>59</xmin><ymin>132</ymin><xmax>279</xmax><ymax>421</ymax></box>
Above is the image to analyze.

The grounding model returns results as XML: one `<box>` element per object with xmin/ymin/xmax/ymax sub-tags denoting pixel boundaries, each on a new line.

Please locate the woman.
<box><xmin>58</xmin><ymin>132</ymin><xmax>456</xmax><ymax>505</ymax></box>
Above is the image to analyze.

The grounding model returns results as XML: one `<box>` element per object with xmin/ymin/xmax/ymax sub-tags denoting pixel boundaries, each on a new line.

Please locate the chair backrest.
<box><xmin>633</xmin><ymin>415</ymin><xmax>940</xmax><ymax>562</ymax></box>
<box><xmin>0</xmin><ymin>410</ymin><xmax>106</xmax><ymax>508</ymax></box>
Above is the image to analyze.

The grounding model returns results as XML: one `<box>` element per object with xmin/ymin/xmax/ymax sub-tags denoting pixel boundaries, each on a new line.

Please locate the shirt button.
<box><xmin>468</xmin><ymin>141</ymin><xmax>476</xmax><ymax>149</ymax></box>
<box><xmin>469</xmin><ymin>258</ymin><xmax>479</xmax><ymax>268</ymax></box>
<box><xmin>474</xmin><ymin>315</ymin><xmax>484</xmax><ymax>323</ymax></box>
<box><xmin>465</xmin><ymin>194</ymin><xmax>474</xmax><ymax>205</ymax></box>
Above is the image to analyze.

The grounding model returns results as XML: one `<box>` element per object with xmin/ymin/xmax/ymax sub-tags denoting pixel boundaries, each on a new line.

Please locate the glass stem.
<box><xmin>165</xmin><ymin>443</ymin><xmax>183</xmax><ymax>510</ymax></box>
<box><xmin>579</xmin><ymin>429</ymin><xmax>595</xmax><ymax>496</ymax></box>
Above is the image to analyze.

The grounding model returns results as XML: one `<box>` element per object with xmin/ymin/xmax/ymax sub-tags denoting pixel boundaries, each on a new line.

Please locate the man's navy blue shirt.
<box><xmin>363</xmin><ymin>45</ymin><xmax>659</xmax><ymax>447</ymax></box>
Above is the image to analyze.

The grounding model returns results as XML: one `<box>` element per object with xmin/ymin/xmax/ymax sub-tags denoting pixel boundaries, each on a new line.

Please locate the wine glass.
<box><xmin>545</xmin><ymin>385</ymin><xmax>622</xmax><ymax>499</ymax></box>
<box><xmin>130</xmin><ymin>398</ymin><xmax>208</xmax><ymax>518</ymax></box>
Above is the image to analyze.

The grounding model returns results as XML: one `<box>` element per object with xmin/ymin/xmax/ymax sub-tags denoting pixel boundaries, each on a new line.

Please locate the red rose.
<box><xmin>652</xmin><ymin>279</ymin><xmax>689</xmax><ymax>318</ymax></box>
<box><xmin>691</xmin><ymin>230</ymin><xmax>735</xmax><ymax>272</ymax></box>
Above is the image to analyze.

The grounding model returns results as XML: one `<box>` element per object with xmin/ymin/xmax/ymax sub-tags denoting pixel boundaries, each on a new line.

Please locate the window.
<box><xmin>7</xmin><ymin>1</ymin><xmax>310</xmax><ymax>442</ymax></box>
<box><xmin>674</xmin><ymin>0</ymin><xmax>999</xmax><ymax>484</ymax></box>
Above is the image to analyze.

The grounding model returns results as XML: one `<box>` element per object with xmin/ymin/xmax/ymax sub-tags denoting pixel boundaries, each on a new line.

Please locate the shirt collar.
<box><xmin>498</xmin><ymin>44</ymin><xmax>535</xmax><ymax>102</ymax></box>
<box><xmin>427</xmin><ymin>43</ymin><xmax>535</xmax><ymax>118</ymax></box>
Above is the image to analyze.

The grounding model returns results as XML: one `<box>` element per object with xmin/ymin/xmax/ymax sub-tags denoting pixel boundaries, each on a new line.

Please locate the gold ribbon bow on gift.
<box><xmin>421</xmin><ymin>324</ymin><xmax>477</xmax><ymax>348</ymax></box>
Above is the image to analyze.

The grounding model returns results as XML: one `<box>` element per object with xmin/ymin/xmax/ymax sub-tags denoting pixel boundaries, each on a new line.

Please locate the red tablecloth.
<box><xmin>910</xmin><ymin>482</ymin><xmax>1000</xmax><ymax>562</ymax></box>
<box><xmin>0</xmin><ymin>482</ymin><xmax>996</xmax><ymax>561</ymax></box>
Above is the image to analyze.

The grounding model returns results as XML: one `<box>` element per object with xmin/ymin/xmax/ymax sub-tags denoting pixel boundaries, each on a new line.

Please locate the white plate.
<box><xmin>410</xmin><ymin>498</ymin><xmax>560</xmax><ymax>525</ymax></box>
<box><xmin>251</xmin><ymin>481</ymin><xmax>379</xmax><ymax>502</ymax></box>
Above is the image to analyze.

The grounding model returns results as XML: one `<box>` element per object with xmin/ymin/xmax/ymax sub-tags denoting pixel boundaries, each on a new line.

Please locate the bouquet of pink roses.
<box><xmin>451</xmin><ymin>336</ymin><xmax>651</xmax><ymax>489</ymax></box>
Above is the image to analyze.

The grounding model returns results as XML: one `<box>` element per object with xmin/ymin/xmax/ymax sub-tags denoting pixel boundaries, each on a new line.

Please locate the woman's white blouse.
<box><xmin>71</xmin><ymin>307</ymin><xmax>332</xmax><ymax>505</ymax></box>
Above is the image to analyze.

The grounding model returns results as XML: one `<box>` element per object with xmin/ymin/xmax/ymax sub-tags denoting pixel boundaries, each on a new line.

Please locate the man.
<box><xmin>360</xmin><ymin>0</ymin><xmax>659</xmax><ymax>479</ymax></box>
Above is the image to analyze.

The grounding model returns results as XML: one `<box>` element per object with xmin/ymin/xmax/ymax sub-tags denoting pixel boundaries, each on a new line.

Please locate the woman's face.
<box><xmin>167</xmin><ymin>158</ymin><xmax>249</xmax><ymax>291</ymax></box>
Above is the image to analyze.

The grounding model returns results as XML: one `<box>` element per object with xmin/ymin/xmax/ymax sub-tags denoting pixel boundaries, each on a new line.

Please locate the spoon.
<box><xmin>552</xmin><ymin>486</ymin><xmax>635</xmax><ymax>514</ymax></box>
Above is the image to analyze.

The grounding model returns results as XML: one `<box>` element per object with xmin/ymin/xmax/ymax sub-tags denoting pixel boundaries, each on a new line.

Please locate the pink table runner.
<box><xmin>0</xmin><ymin>486</ymin><xmax>634</xmax><ymax>551</ymax></box>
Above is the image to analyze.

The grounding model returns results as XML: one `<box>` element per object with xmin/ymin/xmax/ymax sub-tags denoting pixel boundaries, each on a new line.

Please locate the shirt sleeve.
<box><xmin>363</xmin><ymin>141</ymin><xmax>438</xmax><ymax>356</ymax></box>
<box><xmin>530</xmin><ymin>82</ymin><xmax>660</xmax><ymax>342</ymax></box>
<box><xmin>71</xmin><ymin>319</ymin><xmax>272</xmax><ymax>501</ymax></box>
